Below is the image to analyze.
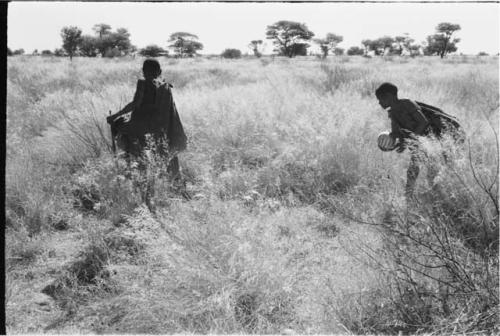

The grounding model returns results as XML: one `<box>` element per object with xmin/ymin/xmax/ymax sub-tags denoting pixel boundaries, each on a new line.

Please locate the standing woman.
<box><xmin>107</xmin><ymin>58</ymin><xmax>187</xmax><ymax>178</ymax></box>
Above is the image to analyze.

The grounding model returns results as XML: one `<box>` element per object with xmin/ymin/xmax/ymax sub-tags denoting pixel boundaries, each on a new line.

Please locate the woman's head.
<box><xmin>375</xmin><ymin>82</ymin><xmax>398</xmax><ymax>109</ymax></box>
<box><xmin>142</xmin><ymin>59</ymin><xmax>161</xmax><ymax>80</ymax></box>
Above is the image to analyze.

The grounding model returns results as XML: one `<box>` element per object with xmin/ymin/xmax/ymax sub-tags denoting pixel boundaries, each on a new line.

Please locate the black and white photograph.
<box><xmin>5</xmin><ymin>0</ymin><xmax>499</xmax><ymax>334</ymax></box>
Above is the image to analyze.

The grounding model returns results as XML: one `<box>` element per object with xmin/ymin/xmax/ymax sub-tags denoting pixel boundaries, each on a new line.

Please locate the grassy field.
<box><xmin>6</xmin><ymin>55</ymin><xmax>499</xmax><ymax>334</ymax></box>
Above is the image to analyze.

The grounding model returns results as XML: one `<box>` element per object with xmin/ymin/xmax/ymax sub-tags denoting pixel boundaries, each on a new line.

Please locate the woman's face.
<box><xmin>377</xmin><ymin>94</ymin><xmax>393</xmax><ymax>109</ymax></box>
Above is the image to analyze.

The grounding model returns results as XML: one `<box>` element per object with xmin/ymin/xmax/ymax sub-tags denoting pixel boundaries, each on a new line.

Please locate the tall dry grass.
<box><xmin>6</xmin><ymin>55</ymin><xmax>499</xmax><ymax>333</ymax></box>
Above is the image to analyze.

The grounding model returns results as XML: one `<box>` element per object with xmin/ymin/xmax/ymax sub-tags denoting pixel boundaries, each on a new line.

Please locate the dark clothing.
<box><xmin>127</xmin><ymin>79</ymin><xmax>172</xmax><ymax>137</ymax></box>
<box><xmin>139</xmin><ymin>81</ymin><xmax>157</xmax><ymax>107</ymax></box>
<box><xmin>114</xmin><ymin>78</ymin><xmax>186</xmax><ymax>154</ymax></box>
<box><xmin>388</xmin><ymin>99</ymin><xmax>431</xmax><ymax>199</ymax></box>
<box><xmin>388</xmin><ymin>99</ymin><xmax>429</xmax><ymax>141</ymax></box>
<box><xmin>113</xmin><ymin>78</ymin><xmax>187</xmax><ymax>178</ymax></box>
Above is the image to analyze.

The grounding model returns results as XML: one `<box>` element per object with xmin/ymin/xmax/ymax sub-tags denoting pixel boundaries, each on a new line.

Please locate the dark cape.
<box><xmin>117</xmin><ymin>79</ymin><xmax>187</xmax><ymax>153</ymax></box>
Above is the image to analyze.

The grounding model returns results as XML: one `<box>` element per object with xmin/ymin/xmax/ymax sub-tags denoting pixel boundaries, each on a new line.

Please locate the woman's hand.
<box><xmin>107</xmin><ymin>113</ymin><xmax>118</xmax><ymax>124</ymax></box>
<box><xmin>396</xmin><ymin>141</ymin><xmax>406</xmax><ymax>153</ymax></box>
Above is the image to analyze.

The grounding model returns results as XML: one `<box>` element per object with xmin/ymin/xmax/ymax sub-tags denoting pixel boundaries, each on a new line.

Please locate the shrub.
<box><xmin>139</xmin><ymin>44</ymin><xmax>166</xmax><ymax>58</ymax></box>
<box><xmin>6</xmin><ymin>229</ymin><xmax>45</xmax><ymax>268</ymax></box>
<box><xmin>104</xmin><ymin>47</ymin><xmax>122</xmax><ymax>58</ymax></box>
<box><xmin>221</xmin><ymin>48</ymin><xmax>242</xmax><ymax>59</ymax></box>
<box><xmin>329</xmin><ymin>135</ymin><xmax>499</xmax><ymax>334</ymax></box>
<box><xmin>54</xmin><ymin>48</ymin><xmax>66</xmax><ymax>57</ymax></box>
<box><xmin>347</xmin><ymin>46</ymin><xmax>364</xmax><ymax>56</ymax></box>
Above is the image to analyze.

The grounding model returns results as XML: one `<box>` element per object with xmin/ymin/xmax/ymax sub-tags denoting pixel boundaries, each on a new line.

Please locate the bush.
<box><xmin>347</xmin><ymin>46</ymin><xmax>364</xmax><ymax>56</ymax></box>
<box><xmin>221</xmin><ymin>48</ymin><xmax>242</xmax><ymax>59</ymax></box>
<box><xmin>53</xmin><ymin>48</ymin><xmax>66</xmax><ymax>57</ymax></box>
<box><xmin>104</xmin><ymin>47</ymin><xmax>122</xmax><ymax>58</ymax></box>
<box><xmin>139</xmin><ymin>44</ymin><xmax>166</xmax><ymax>58</ymax></box>
<box><xmin>13</xmin><ymin>48</ymin><xmax>25</xmax><ymax>56</ymax></box>
<box><xmin>329</xmin><ymin>135</ymin><xmax>499</xmax><ymax>334</ymax></box>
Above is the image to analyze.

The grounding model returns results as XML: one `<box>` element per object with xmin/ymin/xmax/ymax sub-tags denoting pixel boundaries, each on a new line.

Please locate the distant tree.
<box><xmin>139</xmin><ymin>44</ymin><xmax>166</xmax><ymax>57</ymax></box>
<box><xmin>266</xmin><ymin>20</ymin><xmax>314</xmax><ymax>57</ymax></box>
<box><xmin>182</xmin><ymin>40</ymin><xmax>203</xmax><ymax>57</ymax></box>
<box><xmin>394</xmin><ymin>35</ymin><xmax>406</xmax><ymax>55</ymax></box>
<box><xmin>7</xmin><ymin>47</ymin><xmax>13</xmax><ymax>56</ymax></box>
<box><xmin>362</xmin><ymin>36</ymin><xmax>396</xmax><ymax>55</ymax></box>
<box><xmin>333</xmin><ymin>47</ymin><xmax>344</xmax><ymax>56</ymax></box>
<box><xmin>41</xmin><ymin>50</ymin><xmax>53</xmax><ymax>56</ymax></box>
<box><xmin>79</xmin><ymin>35</ymin><xmax>98</xmax><ymax>57</ymax></box>
<box><xmin>92</xmin><ymin>23</ymin><xmax>112</xmax><ymax>38</ymax></box>
<box><xmin>13</xmin><ymin>48</ymin><xmax>25</xmax><ymax>55</ymax></box>
<box><xmin>408</xmin><ymin>44</ymin><xmax>422</xmax><ymax>57</ymax></box>
<box><xmin>291</xmin><ymin>43</ymin><xmax>310</xmax><ymax>56</ymax></box>
<box><xmin>112</xmin><ymin>28</ymin><xmax>133</xmax><ymax>55</ymax></box>
<box><xmin>104</xmin><ymin>47</ymin><xmax>122</xmax><ymax>58</ymax></box>
<box><xmin>477</xmin><ymin>52</ymin><xmax>489</xmax><ymax>56</ymax></box>
<box><xmin>53</xmin><ymin>48</ymin><xmax>66</xmax><ymax>57</ymax></box>
<box><xmin>221</xmin><ymin>48</ymin><xmax>242</xmax><ymax>59</ymax></box>
<box><xmin>376</xmin><ymin>36</ymin><xmax>396</xmax><ymax>55</ymax></box>
<box><xmin>87</xmin><ymin>26</ymin><xmax>134</xmax><ymax>57</ymax></box>
<box><xmin>314</xmin><ymin>33</ymin><xmax>343</xmax><ymax>58</ymax></box>
<box><xmin>424</xmin><ymin>34</ymin><xmax>459</xmax><ymax>57</ymax></box>
<box><xmin>393</xmin><ymin>33</ymin><xmax>415</xmax><ymax>55</ymax></box>
<box><xmin>129</xmin><ymin>45</ymin><xmax>138</xmax><ymax>55</ymax></box>
<box><xmin>361</xmin><ymin>39</ymin><xmax>372</xmax><ymax>55</ymax></box>
<box><xmin>32</xmin><ymin>49</ymin><xmax>39</xmax><ymax>55</ymax></box>
<box><xmin>61</xmin><ymin>26</ymin><xmax>83</xmax><ymax>60</ymax></box>
<box><xmin>347</xmin><ymin>46</ymin><xmax>364</xmax><ymax>56</ymax></box>
<box><xmin>168</xmin><ymin>32</ymin><xmax>203</xmax><ymax>57</ymax></box>
<box><xmin>425</xmin><ymin>22</ymin><xmax>461</xmax><ymax>58</ymax></box>
<box><xmin>248</xmin><ymin>40</ymin><xmax>263</xmax><ymax>57</ymax></box>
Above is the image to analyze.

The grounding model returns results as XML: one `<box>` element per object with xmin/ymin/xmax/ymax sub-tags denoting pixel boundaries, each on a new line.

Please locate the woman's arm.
<box><xmin>107</xmin><ymin>101</ymin><xmax>134</xmax><ymax>123</ymax></box>
<box><xmin>107</xmin><ymin>81</ymin><xmax>144</xmax><ymax>123</ymax></box>
<box><xmin>116</xmin><ymin>101</ymin><xmax>135</xmax><ymax>116</ymax></box>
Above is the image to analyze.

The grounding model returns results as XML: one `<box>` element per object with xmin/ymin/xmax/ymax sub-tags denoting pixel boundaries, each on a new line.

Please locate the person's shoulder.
<box><xmin>398</xmin><ymin>99</ymin><xmax>421</xmax><ymax>111</ymax></box>
<box><xmin>154</xmin><ymin>78</ymin><xmax>174</xmax><ymax>89</ymax></box>
<box><xmin>136</xmin><ymin>79</ymin><xmax>146</xmax><ymax>90</ymax></box>
<box><xmin>400</xmin><ymin>98</ymin><xmax>419</xmax><ymax>107</ymax></box>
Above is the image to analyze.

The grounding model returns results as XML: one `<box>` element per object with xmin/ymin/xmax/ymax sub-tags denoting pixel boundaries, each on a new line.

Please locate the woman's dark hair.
<box><xmin>143</xmin><ymin>59</ymin><xmax>161</xmax><ymax>74</ymax></box>
<box><xmin>375</xmin><ymin>82</ymin><xmax>398</xmax><ymax>98</ymax></box>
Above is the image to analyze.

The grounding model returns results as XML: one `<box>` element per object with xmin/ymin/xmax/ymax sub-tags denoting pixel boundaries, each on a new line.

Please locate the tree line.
<box><xmin>8</xmin><ymin>20</ymin><xmax>482</xmax><ymax>59</ymax></box>
<box><xmin>263</xmin><ymin>21</ymin><xmax>463</xmax><ymax>58</ymax></box>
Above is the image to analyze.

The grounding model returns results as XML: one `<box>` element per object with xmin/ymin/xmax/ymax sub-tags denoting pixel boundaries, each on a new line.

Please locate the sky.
<box><xmin>7</xmin><ymin>1</ymin><xmax>500</xmax><ymax>55</ymax></box>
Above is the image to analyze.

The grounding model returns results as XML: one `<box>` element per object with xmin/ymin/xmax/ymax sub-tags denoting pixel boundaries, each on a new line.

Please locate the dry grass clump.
<box><xmin>5</xmin><ymin>149</ymin><xmax>71</xmax><ymax>237</ymax></box>
<box><xmin>40</xmin><ymin>228</ymin><xmax>131</xmax><ymax>316</ymax></box>
<box><xmin>68</xmin><ymin>156</ymin><xmax>146</xmax><ymax>218</ymax></box>
<box><xmin>82</xmin><ymin>202</ymin><xmax>348</xmax><ymax>334</ymax></box>
<box><xmin>6</xmin><ymin>229</ymin><xmax>46</xmax><ymax>269</ymax></box>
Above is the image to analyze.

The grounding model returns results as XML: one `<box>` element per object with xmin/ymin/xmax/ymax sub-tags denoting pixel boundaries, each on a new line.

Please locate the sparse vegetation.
<box><xmin>6</xmin><ymin>55</ymin><xmax>499</xmax><ymax>333</ymax></box>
